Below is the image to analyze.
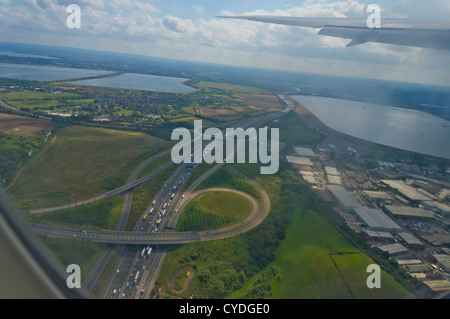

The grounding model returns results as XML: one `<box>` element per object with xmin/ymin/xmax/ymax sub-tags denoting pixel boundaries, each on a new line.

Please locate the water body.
<box><xmin>293</xmin><ymin>95</ymin><xmax>450</xmax><ymax>159</ymax></box>
<box><xmin>69</xmin><ymin>73</ymin><xmax>196</xmax><ymax>93</ymax></box>
<box><xmin>0</xmin><ymin>51</ymin><xmax>57</xmax><ymax>59</ymax></box>
<box><xmin>0</xmin><ymin>63</ymin><xmax>113</xmax><ymax>81</ymax></box>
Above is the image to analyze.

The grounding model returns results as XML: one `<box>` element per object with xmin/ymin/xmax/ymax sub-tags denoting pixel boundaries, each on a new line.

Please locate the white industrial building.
<box><xmin>327</xmin><ymin>185</ymin><xmax>362</xmax><ymax>213</ymax></box>
<box><xmin>293</xmin><ymin>147</ymin><xmax>318</xmax><ymax>158</ymax></box>
<box><xmin>353</xmin><ymin>207</ymin><xmax>402</xmax><ymax>233</ymax></box>
<box><xmin>286</xmin><ymin>156</ymin><xmax>313</xmax><ymax>167</ymax></box>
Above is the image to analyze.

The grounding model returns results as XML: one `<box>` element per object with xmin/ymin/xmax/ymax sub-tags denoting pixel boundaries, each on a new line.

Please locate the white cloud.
<box><xmin>0</xmin><ymin>0</ymin><xmax>448</xmax><ymax>85</ymax></box>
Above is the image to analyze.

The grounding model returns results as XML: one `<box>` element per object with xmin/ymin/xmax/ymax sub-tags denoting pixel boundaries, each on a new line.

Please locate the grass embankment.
<box><xmin>90</xmin><ymin>249</ymin><xmax>120</xmax><ymax>298</ymax></box>
<box><xmin>277</xmin><ymin>110</ymin><xmax>323</xmax><ymax>149</ymax></box>
<box><xmin>126</xmin><ymin>164</ymin><xmax>178</xmax><ymax>231</ymax></box>
<box><xmin>38</xmin><ymin>237</ymin><xmax>103</xmax><ymax>283</ymax></box>
<box><xmin>23</xmin><ymin>196</ymin><xmax>124</xmax><ymax>230</ymax></box>
<box><xmin>183</xmin><ymin>162</ymin><xmax>216</xmax><ymax>190</ymax></box>
<box><xmin>176</xmin><ymin>191</ymin><xmax>253</xmax><ymax>232</ymax></box>
<box><xmin>153</xmin><ymin>166</ymin><xmax>282</xmax><ymax>299</ymax></box>
<box><xmin>137</xmin><ymin>151</ymin><xmax>173</xmax><ymax>179</ymax></box>
<box><xmin>196</xmin><ymin>166</ymin><xmax>262</xmax><ymax>202</ymax></box>
<box><xmin>7</xmin><ymin>126</ymin><xmax>170</xmax><ymax>210</ymax></box>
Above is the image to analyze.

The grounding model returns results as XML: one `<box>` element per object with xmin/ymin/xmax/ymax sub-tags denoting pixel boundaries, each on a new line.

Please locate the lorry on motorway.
<box><xmin>171</xmin><ymin>193</ymin><xmax>175</xmax><ymax>199</ymax></box>
<box><xmin>134</xmin><ymin>271</ymin><xmax>140</xmax><ymax>283</ymax></box>
<box><xmin>141</xmin><ymin>247</ymin><xmax>146</xmax><ymax>257</ymax></box>
<box><xmin>143</xmin><ymin>214</ymin><xmax>147</xmax><ymax>220</ymax></box>
<box><xmin>163</xmin><ymin>203</ymin><xmax>167</xmax><ymax>209</ymax></box>
<box><xmin>147</xmin><ymin>247</ymin><xmax>152</xmax><ymax>258</ymax></box>
<box><xmin>149</xmin><ymin>207</ymin><xmax>154</xmax><ymax>214</ymax></box>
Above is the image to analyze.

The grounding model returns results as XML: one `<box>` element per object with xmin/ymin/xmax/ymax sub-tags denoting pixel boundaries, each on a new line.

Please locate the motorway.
<box><xmin>28</xmin><ymin>105</ymin><xmax>291</xmax><ymax>299</ymax></box>
<box><xmin>32</xmin><ymin>181</ymin><xmax>269</xmax><ymax>245</ymax></box>
<box><xmin>82</xmin><ymin>150</ymin><xmax>171</xmax><ymax>291</ymax></box>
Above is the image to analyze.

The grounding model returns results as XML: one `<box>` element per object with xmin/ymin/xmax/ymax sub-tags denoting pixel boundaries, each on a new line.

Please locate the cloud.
<box><xmin>0</xmin><ymin>0</ymin><xmax>448</xmax><ymax>85</ymax></box>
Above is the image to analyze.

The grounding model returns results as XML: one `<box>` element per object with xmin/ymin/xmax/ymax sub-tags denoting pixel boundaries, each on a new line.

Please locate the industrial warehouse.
<box><xmin>284</xmin><ymin>142</ymin><xmax>449</xmax><ymax>294</ymax></box>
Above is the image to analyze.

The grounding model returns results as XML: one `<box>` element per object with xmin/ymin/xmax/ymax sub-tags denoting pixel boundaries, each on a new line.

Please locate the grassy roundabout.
<box><xmin>176</xmin><ymin>190</ymin><xmax>254</xmax><ymax>232</ymax></box>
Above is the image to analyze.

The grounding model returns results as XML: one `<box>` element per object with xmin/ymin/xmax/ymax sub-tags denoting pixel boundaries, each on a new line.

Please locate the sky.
<box><xmin>0</xmin><ymin>0</ymin><xmax>449</xmax><ymax>86</ymax></box>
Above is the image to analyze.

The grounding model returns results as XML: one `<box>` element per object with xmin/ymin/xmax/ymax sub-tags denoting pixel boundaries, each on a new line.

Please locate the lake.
<box><xmin>293</xmin><ymin>95</ymin><xmax>450</xmax><ymax>159</ymax></box>
<box><xmin>69</xmin><ymin>73</ymin><xmax>196</xmax><ymax>93</ymax></box>
<box><xmin>0</xmin><ymin>63</ymin><xmax>113</xmax><ymax>81</ymax></box>
<box><xmin>0</xmin><ymin>52</ymin><xmax>57</xmax><ymax>59</ymax></box>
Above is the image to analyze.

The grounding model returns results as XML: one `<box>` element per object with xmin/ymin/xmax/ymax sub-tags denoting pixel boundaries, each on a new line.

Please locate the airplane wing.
<box><xmin>218</xmin><ymin>16</ymin><xmax>450</xmax><ymax>51</ymax></box>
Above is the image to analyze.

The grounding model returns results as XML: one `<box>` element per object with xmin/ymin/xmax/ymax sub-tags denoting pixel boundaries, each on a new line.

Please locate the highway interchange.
<box><xmin>28</xmin><ymin>101</ymin><xmax>292</xmax><ymax>299</ymax></box>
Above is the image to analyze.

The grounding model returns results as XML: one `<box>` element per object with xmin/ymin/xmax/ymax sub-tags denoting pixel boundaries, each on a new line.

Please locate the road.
<box><xmin>32</xmin><ymin>183</ymin><xmax>268</xmax><ymax>245</ymax></box>
<box><xmin>29</xmin><ymin>107</ymin><xmax>290</xmax><ymax>298</ymax></box>
<box><xmin>82</xmin><ymin>149</ymin><xmax>171</xmax><ymax>291</ymax></box>
<box><xmin>28</xmin><ymin>156</ymin><xmax>172</xmax><ymax>214</ymax></box>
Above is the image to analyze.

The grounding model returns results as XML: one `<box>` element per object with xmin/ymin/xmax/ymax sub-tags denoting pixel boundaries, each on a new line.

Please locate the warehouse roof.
<box><xmin>364</xmin><ymin>230</ymin><xmax>395</xmax><ymax>240</ymax></box>
<box><xmin>354</xmin><ymin>207</ymin><xmax>402</xmax><ymax>231</ymax></box>
<box><xmin>325</xmin><ymin>166</ymin><xmax>339</xmax><ymax>176</ymax></box>
<box><xmin>385</xmin><ymin>206</ymin><xmax>435</xmax><ymax>219</ymax></box>
<box><xmin>293</xmin><ymin>147</ymin><xmax>317</xmax><ymax>158</ymax></box>
<box><xmin>286</xmin><ymin>156</ymin><xmax>313</xmax><ymax>166</ymax></box>
<box><xmin>422</xmin><ymin>201</ymin><xmax>450</xmax><ymax>214</ymax></box>
<box><xmin>327</xmin><ymin>175</ymin><xmax>342</xmax><ymax>185</ymax></box>
<box><xmin>406</xmin><ymin>264</ymin><xmax>429</xmax><ymax>273</ymax></box>
<box><xmin>382</xmin><ymin>180</ymin><xmax>430</xmax><ymax>201</ymax></box>
<box><xmin>423</xmin><ymin>280</ymin><xmax>450</xmax><ymax>292</ymax></box>
<box><xmin>363</xmin><ymin>191</ymin><xmax>394</xmax><ymax>201</ymax></box>
<box><xmin>327</xmin><ymin>185</ymin><xmax>362</xmax><ymax>209</ymax></box>
<box><xmin>378</xmin><ymin>243</ymin><xmax>409</xmax><ymax>255</ymax></box>
<box><xmin>396</xmin><ymin>259</ymin><xmax>423</xmax><ymax>265</ymax></box>
<box><xmin>398</xmin><ymin>232</ymin><xmax>423</xmax><ymax>246</ymax></box>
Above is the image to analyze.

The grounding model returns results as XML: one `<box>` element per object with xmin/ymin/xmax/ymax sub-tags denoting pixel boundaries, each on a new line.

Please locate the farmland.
<box><xmin>228</xmin><ymin>205</ymin><xmax>413</xmax><ymax>299</ymax></box>
<box><xmin>0</xmin><ymin>90</ymin><xmax>82</xmax><ymax>109</ymax></box>
<box><xmin>0</xmin><ymin>113</ymin><xmax>55</xmax><ymax>136</ymax></box>
<box><xmin>0</xmin><ymin>115</ymin><xmax>53</xmax><ymax>186</ymax></box>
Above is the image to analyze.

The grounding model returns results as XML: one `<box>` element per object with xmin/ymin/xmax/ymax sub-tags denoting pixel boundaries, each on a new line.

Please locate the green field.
<box><xmin>0</xmin><ymin>90</ymin><xmax>81</xmax><ymax>109</ymax></box>
<box><xmin>23</xmin><ymin>196</ymin><xmax>124</xmax><ymax>230</ymax></box>
<box><xmin>0</xmin><ymin>131</ymin><xmax>46</xmax><ymax>185</ymax></box>
<box><xmin>177</xmin><ymin>191</ymin><xmax>253</xmax><ymax>232</ymax></box>
<box><xmin>7</xmin><ymin>126</ymin><xmax>170</xmax><ymax>209</ymax></box>
<box><xmin>66</xmin><ymin>99</ymin><xmax>94</xmax><ymax>105</ymax></box>
<box><xmin>277</xmin><ymin>111</ymin><xmax>323</xmax><ymax>149</ymax></box>
<box><xmin>228</xmin><ymin>206</ymin><xmax>413</xmax><ymax>299</ymax></box>
<box><xmin>115</xmin><ymin>109</ymin><xmax>135</xmax><ymax>116</ymax></box>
